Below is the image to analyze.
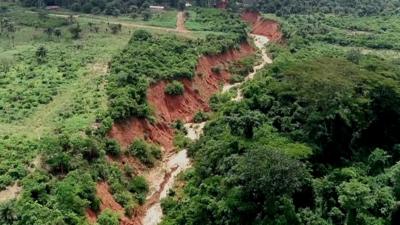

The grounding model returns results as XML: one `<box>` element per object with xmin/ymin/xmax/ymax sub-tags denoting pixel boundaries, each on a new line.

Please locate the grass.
<box><xmin>0</xmin><ymin>4</ymin><xmax>210</xmax><ymax>189</ymax></box>
<box><xmin>47</xmin><ymin>8</ymin><xmax>178</xmax><ymax>28</ymax></box>
<box><xmin>0</xmin><ymin>26</ymin><xmax>131</xmax><ymax>134</ymax></box>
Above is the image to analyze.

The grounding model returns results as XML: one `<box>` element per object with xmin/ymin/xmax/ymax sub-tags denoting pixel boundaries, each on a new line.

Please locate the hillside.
<box><xmin>1</xmin><ymin>1</ymin><xmax>400</xmax><ymax>225</ymax></box>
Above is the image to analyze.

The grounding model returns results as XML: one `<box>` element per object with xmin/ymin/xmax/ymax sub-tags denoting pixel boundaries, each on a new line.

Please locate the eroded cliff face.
<box><xmin>241</xmin><ymin>11</ymin><xmax>283</xmax><ymax>42</ymax></box>
<box><xmin>109</xmin><ymin>42</ymin><xmax>255</xmax><ymax>152</ymax></box>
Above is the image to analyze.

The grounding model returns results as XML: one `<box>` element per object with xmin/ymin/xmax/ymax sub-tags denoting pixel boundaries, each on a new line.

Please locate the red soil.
<box><xmin>241</xmin><ymin>11</ymin><xmax>283</xmax><ymax>42</ymax></box>
<box><xmin>97</xmin><ymin>182</ymin><xmax>125</xmax><ymax>213</ymax></box>
<box><xmin>110</xmin><ymin>42</ymin><xmax>255</xmax><ymax>152</ymax></box>
<box><xmin>106</xmin><ymin>155</ymin><xmax>146</xmax><ymax>174</ymax></box>
<box><xmin>109</xmin><ymin>118</ymin><xmax>174</xmax><ymax>150</ymax></box>
<box><xmin>92</xmin><ymin>182</ymin><xmax>142</xmax><ymax>225</ymax></box>
<box><xmin>102</xmin><ymin>42</ymin><xmax>254</xmax><ymax>224</ymax></box>
<box><xmin>86</xmin><ymin>209</ymin><xmax>97</xmax><ymax>224</ymax></box>
<box><xmin>87</xmin><ymin>9</ymin><xmax>283</xmax><ymax>224</ymax></box>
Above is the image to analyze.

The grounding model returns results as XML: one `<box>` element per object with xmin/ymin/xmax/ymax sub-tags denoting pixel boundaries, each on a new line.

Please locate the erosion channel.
<box><xmin>140</xmin><ymin>33</ymin><xmax>272</xmax><ymax>225</ymax></box>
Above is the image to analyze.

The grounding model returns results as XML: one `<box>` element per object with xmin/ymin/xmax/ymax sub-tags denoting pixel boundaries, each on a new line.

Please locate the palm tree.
<box><xmin>0</xmin><ymin>200</ymin><xmax>17</xmax><ymax>224</ymax></box>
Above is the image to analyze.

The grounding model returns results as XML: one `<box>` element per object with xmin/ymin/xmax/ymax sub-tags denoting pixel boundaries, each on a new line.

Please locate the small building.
<box><xmin>149</xmin><ymin>5</ymin><xmax>165</xmax><ymax>11</ymax></box>
<box><xmin>45</xmin><ymin>5</ymin><xmax>60</xmax><ymax>11</ymax></box>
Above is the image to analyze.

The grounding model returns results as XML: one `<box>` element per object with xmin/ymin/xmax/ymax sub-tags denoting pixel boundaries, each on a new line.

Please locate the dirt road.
<box><xmin>176</xmin><ymin>11</ymin><xmax>187</xmax><ymax>32</ymax></box>
<box><xmin>48</xmin><ymin>12</ymin><xmax>191</xmax><ymax>36</ymax></box>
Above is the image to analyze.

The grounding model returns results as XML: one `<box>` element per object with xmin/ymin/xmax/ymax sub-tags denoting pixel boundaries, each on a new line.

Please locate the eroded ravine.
<box><xmin>107</xmin><ymin>42</ymin><xmax>256</xmax><ymax>225</ymax></box>
<box><xmin>222</xmin><ymin>34</ymin><xmax>272</xmax><ymax>100</ymax></box>
<box><xmin>140</xmin><ymin>35</ymin><xmax>272</xmax><ymax>225</ymax></box>
<box><xmin>105</xmin><ymin>12</ymin><xmax>281</xmax><ymax>224</ymax></box>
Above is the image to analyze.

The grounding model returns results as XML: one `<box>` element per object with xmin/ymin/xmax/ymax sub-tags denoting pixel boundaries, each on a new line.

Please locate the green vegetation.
<box><xmin>228</xmin><ymin>54</ymin><xmax>257</xmax><ymax>83</ymax></box>
<box><xmin>0</xmin><ymin>3</ymin><xmax>153</xmax><ymax>224</ymax></box>
<box><xmin>107</xmin><ymin>30</ymin><xmax>197</xmax><ymax>120</ymax></box>
<box><xmin>281</xmin><ymin>14</ymin><xmax>400</xmax><ymax>52</ymax></box>
<box><xmin>97</xmin><ymin>209</ymin><xmax>120</xmax><ymax>225</ymax></box>
<box><xmin>2</xmin><ymin>1</ymin><xmax>400</xmax><ymax>225</ymax></box>
<box><xmin>254</xmin><ymin>0</ymin><xmax>400</xmax><ymax>16</ymax></box>
<box><xmin>127</xmin><ymin>139</ymin><xmax>162</xmax><ymax>166</ymax></box>
<box><xmin>165</xmin><ymin>81</ymin><xmax>185</xmax><ymax>95</ymax></box>
<box><xmin>130</xmin><ymin>10</ymin><xmax>178</xmax><ymax>28</ymax></box>
<box><xmin>193</xmin><ymin>111</ymin><xmax>209</xmax><ymax>123</ymax></box>
<box><xmin>107</xmin><ymin>9</ymin><xmax>247</xmax><ymax>120</ymax></box>
<box><xmin>19</xmin><ymin>0</ymin><xmax>180</xmax><ymax>16</ymax></box>
<box><xmin>160</xmin><ymin>5</ymin><xmax>400</xmax><ymax>225</ymax></box>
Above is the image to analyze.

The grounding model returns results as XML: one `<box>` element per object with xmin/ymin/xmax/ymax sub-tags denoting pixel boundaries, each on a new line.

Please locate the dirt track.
<box><xmin>176</xmin><ymin>11</ymin><xmax>187</xmax><ymax>32</ymax></box>
<box><xmin>48</xmin><ymin>12</ymin><xmax>191</xmax><ymax>36</ymax></box>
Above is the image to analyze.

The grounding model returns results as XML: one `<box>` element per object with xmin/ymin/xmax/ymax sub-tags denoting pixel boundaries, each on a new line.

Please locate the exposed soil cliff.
<box><xmin>109</xmin><ymin>42</ymin><xmax>254</xmax><ymax>152</ymax></box>
<box><xmin>241</xmin><ymin>11</ymin><xmax>283</xmax><ymax>42</ymax></box>
<box><xmin>100</xmin><ymin>41</ymin><xmax>255</xmax><ymax>225</ymax></box>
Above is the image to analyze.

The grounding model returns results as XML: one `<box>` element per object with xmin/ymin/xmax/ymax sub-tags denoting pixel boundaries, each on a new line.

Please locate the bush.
<box><xmin>125</xmin><ymin>201</ymin><xmax>138</xmax><ymax>218</ymax></box>
<box><xmin>128</xmin><ymin>176</ymin><xmax>149</xmax><ymax>194</ymax></box>
<box><xmin>127</xmin><ymin>139</ymin><xmax>161</xmax><ymax>166</ymax></box>
<box><xmin>193</xmin><ymin>111</ymin><xmax>209</xmax><ymax>123</ymax></box>
<box><xmin>105</xmin><ymin>139</ymin><xmax>121</xmax><ymax>157</ymax></box>
<box><xmin>211</xmin><ymin>65</ymin><xmax>223</xmax><ymax>74</ymax></box>
<box><xmin>97</xmin><ymin>209</ymin><xmax>119</xmax><ymax>225</ymax></box>
<box><xmin>165</xmin><ymin>81</ymin><xmax>184</xmax><ymax>96</ymax></box>
<box><xmin>173</xmin><ymin>131</ymin><xmax>191</xmax><ymax>149</ymax></box>
<box><xmin>131</xmin><ymin>29</ymin><xmax>152</xmax><ymax>41</ymax></box>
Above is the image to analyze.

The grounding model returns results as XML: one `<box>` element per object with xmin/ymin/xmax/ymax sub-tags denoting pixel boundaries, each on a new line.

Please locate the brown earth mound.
<box><xmin>241</xmin><ymin>11</ymin><xmax>283</xmax><ymax>42</ymax></box>
<box><xmin>110</xmin><ymin>42</ymin><xmax>254</xmax><ymax>152</ymax></box>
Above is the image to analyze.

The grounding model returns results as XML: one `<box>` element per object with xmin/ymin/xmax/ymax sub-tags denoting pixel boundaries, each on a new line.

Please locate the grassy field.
<box><xmin>0</xmin><ymin>3</ymin><xmax>194</xmax><ymax>137</ymax></box>
<box><xmin>0</xmin><ymin>3</ymin><xmax>196</xmax><ymax>192</ymax></box>
<box><xmin>47</xmin><ymin>8</ymin><xmax>178</xmax><ymax>28</ymax></box>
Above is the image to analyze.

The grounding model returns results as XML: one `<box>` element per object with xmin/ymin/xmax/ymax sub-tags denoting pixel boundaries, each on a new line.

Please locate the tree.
<box><xmin>69</xmin><ymin>24</ymin><xmax>82</xmax><ymax>39</ymax></box>
<box><xmin>0</xmin><ymin>17</ymin><xmax>10</xmax><ymax>33</ymax></box>
<box><xmin>4</xmin><ymin>20</ymin><xmax>16</xmax><ymax>47</ymax></box>
<box><xmin>237</xmin><ymin>148</ymin><xmax>308</xmax><ymax>202</ymax></box>
<box><xmin>178</xmin><ymin>0</ymin><xmax>186</xmax><ymax>11</ymax></box>
<box><xmin>368</xmin><ymin>148</ymin><xmax>390</xmax><ymax>175</ymax></box>
<box><xmin>346</xmin><ymin>49</ymin><xmax>362</xmax><ymax>64</ymax></box>
<box><xmin>142</xmin><ymin>11</ymin><xmax>151</xmax><ymax>21</ymax></box>
<box><xmin>226</xmin><ymin>109</ymin><xmax>265</xmax><ymax>138</ymax></box>
<box><xmin>132</xmin><ymin>29</ymin><xmax>152</xmax><ymax>41</ymax></box>
<box><xmin>54</xmin><ymin>28</ymin><xmax>62</xmax><ymax>39</ymax></box>
<box><xmin>109</xmin><ymin>24</ymin><xmax>122</xmax><ymax>34</ymax></box>
<box><xmin>44</xmin><ymin>27</ymin><xmax>54</xmax><ymax>38</ymax></box>
<box><xmin>36</xmin><ymin>46</ymin><xmax>47</xmax><ymax>63</ymax></box>
<box><xmin>338</xmin><ymin>180</ymin><xmax>375</xmax><ymax>224</ymax></box>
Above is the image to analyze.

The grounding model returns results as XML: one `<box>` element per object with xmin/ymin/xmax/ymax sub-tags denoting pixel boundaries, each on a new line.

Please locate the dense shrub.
<box><xmin>105</xmin><ymin>139</ymin><xmax>121</xmax><ymax>157</ymax></box>
<box><xmin>211</xmin><ymin>65</ymin><xmax>222</xmax><ymax>74</ymax></box>
<box><xmin>193</xmin><ymin>111</ymin><xmax>208</xmax><ymax>123</ymax></box>
<box><xmin>97</xmin><ymin>209</ymin><xmax>119</xmax><ymax>225</ymax></box>
<box><xmin>127</xmin><ymin>139</ymin><xmax>161</xmax><ymax>166</ymax></box>
<box><xmin>165</xmin><ymin>81</ymin><xmax>184</xmax><ymax>95</ymax></box>
<box><xmin>107</xmin><ymin>31</ymin><xmax>197</xmax><ymax>120</ymax></box>
<box><xmin>128</xmin><ymin>176</ymin><xmax>149</xmax><ymax>194</ymax></box>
